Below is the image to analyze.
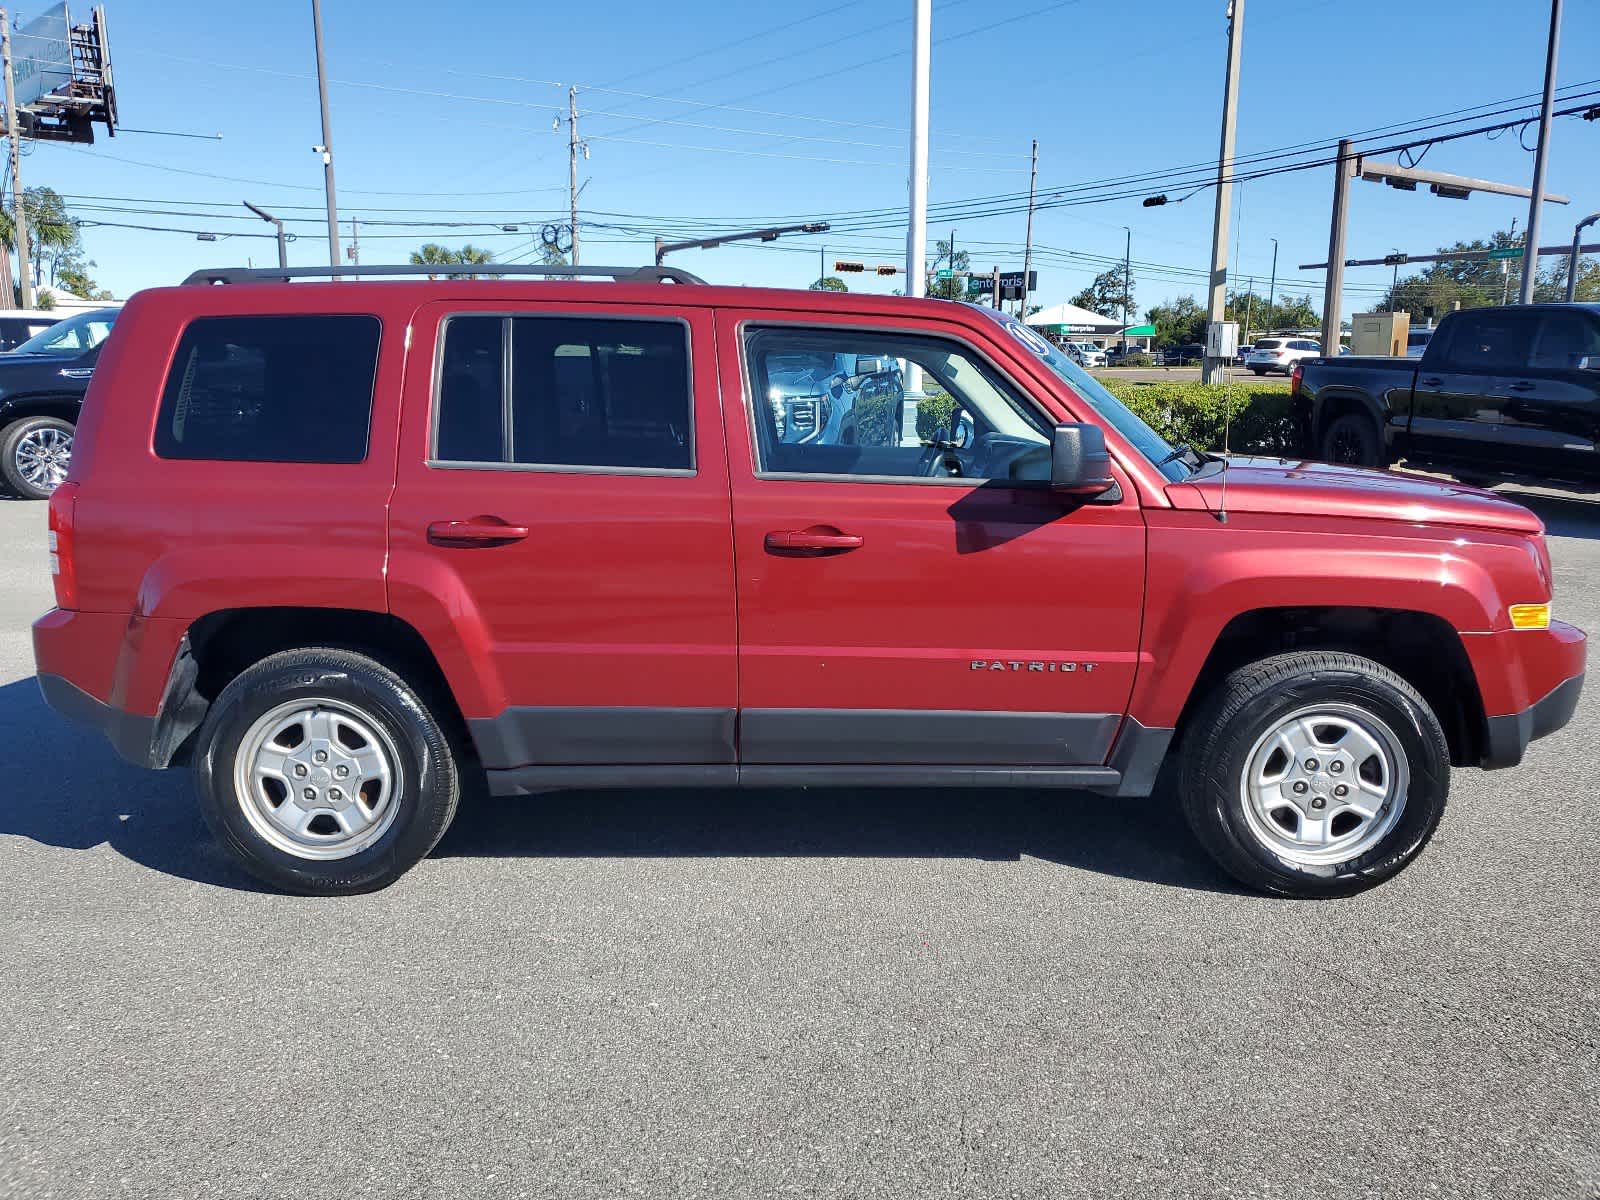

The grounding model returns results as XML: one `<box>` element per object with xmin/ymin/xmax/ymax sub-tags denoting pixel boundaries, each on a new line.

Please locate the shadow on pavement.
<box><xmin>0</xmin><ymin>677</ymin><xmax>268</xmax><ymax>891</ymax></box>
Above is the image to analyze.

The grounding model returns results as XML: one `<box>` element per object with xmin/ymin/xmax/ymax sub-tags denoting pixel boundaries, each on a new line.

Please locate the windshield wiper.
<box><xmin>1157</xmin><ymin>444</ymin><xmax>1203</xmax><ymax>469</ymax></box>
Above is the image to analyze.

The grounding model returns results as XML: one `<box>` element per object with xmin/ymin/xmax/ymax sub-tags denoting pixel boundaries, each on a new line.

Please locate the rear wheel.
<box><xmin>0</xmin><ymin>415</ymin><xmax>73</xmax><ymax>500</ymax></box>
<box><xmin>193</xmin><ymin>647</ymin><xmax>460</xmax><ymax>894</ymax></box>
<box><xmin>1179</xmin><ymin>651</ymin><xmax>1449</xmax><ymax>898</ymax></box>
<box><xmin>1320</xmin><ymin>411</ymin><xmax>1383</xmax><ymax>468</ymax></box>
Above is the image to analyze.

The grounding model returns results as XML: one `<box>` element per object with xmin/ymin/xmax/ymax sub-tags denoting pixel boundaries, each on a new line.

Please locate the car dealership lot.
<box><xmin>1</xmin><ymin>492</ymin><xmax>1597</xmax><ymax>1198</ymax></box>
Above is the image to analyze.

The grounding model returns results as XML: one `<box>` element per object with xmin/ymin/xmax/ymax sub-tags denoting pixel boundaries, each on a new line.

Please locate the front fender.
<box><xmin>1130</xmin><ymin>513</ymin><xmax>1539</xmax><ymax>728</ymax></box>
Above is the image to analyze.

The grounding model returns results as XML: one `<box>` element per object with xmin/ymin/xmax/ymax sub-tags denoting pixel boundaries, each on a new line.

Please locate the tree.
<box><xmin>1145</xmin><ymin>295</ymin><xmax>1205</xmax><ymax>349</ymax></box>
<box><xmin>0</xmin><ymin>187</ymin><xmax>86</xmax><ymax>303</ymax></box>
<box><xmin>409</xmin><ymin>242</ymin><xmax>495</xmax><ymax>279</ymax></box>
<box><xmin>1224</xmin><ymin>288</ymin><xmax>1320</xmax><ymax>338</ymax></box>
<box><xmin>810</xmin><ymin>276</ymin><xmax>848</xmax><ymax>292</ymax></box>
<box><xmin>1070</xmin><ymin>266</ymin><xmax>1134</xmax><ymax>321</ymax></box>
<box><xmin>1376</xmin><ymin>227</ymin><xmax>1595</xmax><ymax>314</ymax></box>
<box><xmin>926</xmin><ymin>238</ymin><xmax>970</xmax><ymax>300</ymax></box>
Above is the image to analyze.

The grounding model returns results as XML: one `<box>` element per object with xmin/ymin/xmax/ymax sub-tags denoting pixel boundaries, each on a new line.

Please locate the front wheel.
<box><xmin>1179</xmin><ymin>651</ymin><xmax>1449</xmax><ymax>898</ymax></box>
<box><xmin>193</xmin><ymin>647</ymin><xmax>461</xmax><ymax>894</ymax></box>
<box><xmin>0</xmin><ymin>415</ymin><xmax>74</xmax><ymax>500</ymax></box>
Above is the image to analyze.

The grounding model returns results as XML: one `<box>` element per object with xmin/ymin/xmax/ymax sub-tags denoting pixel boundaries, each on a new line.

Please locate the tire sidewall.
<box><xmin>195</xmin><ymin>655</ymin><xmax>456</xmax><ymax>894</ymax></box>
<box><xmin>1321</xmin><ymin>412</ymin><xmax>1381</xmax><ymax>467</ymax></box>
<box><xmin>2</xmin><ymin>415</ymin><xmax>73</xmax><ymax>500</ymax></box>
<box><xmin>1197</xmin><ymin>669</ymin><xmax>1447</xmax><ymax>895</ymax></box>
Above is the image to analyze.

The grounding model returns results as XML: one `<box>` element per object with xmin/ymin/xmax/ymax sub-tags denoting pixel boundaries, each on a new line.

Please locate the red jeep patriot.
<box><xmin>31</xmin><ymin>264</ymin><xmax>1586</xmax><ymax>897</ymax></box>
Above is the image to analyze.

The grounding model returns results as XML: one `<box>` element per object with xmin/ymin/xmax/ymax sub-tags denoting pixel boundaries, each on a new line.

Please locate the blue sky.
<box><xmin>17</xmin><ymin>0</ymin><xmax>1600</xmax><ymax>318</ymax></box>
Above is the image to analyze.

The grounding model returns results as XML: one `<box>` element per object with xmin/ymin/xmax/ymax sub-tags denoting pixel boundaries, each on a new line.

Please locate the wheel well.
<box><xmin>1314</xmin><ymin>391</ymin><xmax>1380</xmax><ymax>447</ymax></box>
<box><xmin>180</xmin><ymin>606</ymin><xmax>471</xmax><ymax>758</ymax></box>
<box><xmin>0</xmin><ymin>396</ymin><xmax>79</xmax><ymax>429</ymax></box>
<box><xmin>1179</xmin><ymin>607</ymin><xmax>1486</xmax><ymax>768</ymax></box>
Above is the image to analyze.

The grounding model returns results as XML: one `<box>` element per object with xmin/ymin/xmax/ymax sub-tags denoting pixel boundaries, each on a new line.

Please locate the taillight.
<box><xmin>47</xmin><ymin>481</ymin><xmax>79</xmax><ymax>610</ymax></box>
<box><xmin>1290</xmin><ymin>362</ymin><xmax>1304</xmax><ymax>398</ymax></box>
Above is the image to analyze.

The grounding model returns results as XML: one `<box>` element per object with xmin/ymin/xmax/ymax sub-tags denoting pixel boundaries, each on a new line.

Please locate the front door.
<box><xmin>717</xmin><ymin>309</ymin><xmax>1146</xmax><ymax>770</ymax></box>
<box><xmin>387</xmin><ymin>299</ymin><xmax>738</xmax><ymax>777</ymax></box>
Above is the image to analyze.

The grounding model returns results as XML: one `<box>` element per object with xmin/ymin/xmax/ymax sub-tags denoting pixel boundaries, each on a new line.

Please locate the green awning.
<box><xmin>1121</xmin><ymin>324</ymin><xmax>1156</xmax><ymax>337</ymax></box>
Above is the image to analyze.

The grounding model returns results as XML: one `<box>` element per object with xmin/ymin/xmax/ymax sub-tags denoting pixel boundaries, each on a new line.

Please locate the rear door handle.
<box><xmin>1419</xmin><ymin>376</ymin><xmax>1443</xmax><ymax>387</ymax></box>
<box><xmin>427</xmin><ymin>516</ymin><xmax>531</xmax><ymax>547</ymax></box>
<box><xmin>764</xmin><ymin>526</ymin><xmax>864</xmax><ymax>555</ymax></box>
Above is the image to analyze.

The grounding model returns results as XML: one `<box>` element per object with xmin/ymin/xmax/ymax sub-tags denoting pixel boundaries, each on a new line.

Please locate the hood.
<box><xmin>1166</xmin><ymin>456</ymin><xmax>1543</xmax><ymax>535</ymax></box>
<box><xmin>0</xmin><ymin>349</ymin><xmax>86</xmax><ymax>366</ymax></box>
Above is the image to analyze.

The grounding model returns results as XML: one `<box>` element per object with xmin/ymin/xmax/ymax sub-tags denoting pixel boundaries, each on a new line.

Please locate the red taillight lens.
<box><xmin>1290</xmin><ymin>362</ymin><xmax>1304</xmax><ymax>398</ymax></box>
<box><xmin>47</xmin><ymin>481</ymin><xmax>79</xmax><ymax>610</ymax></box>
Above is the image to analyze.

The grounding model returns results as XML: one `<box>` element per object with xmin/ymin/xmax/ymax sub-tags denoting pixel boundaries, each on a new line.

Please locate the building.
<box><xmin>1024</xmin><ymin>304</ymin><xmax>1153</xmax><ymax>353</ymax></box>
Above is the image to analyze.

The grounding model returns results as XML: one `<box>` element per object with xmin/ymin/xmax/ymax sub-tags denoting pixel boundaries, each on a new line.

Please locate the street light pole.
<box><xmin>1267</xmin><ymin>237</ymin><xmax>1278</xmax><ymax>317</ymax></box>
<box><xmin>0</xmin><ymin>8</ymin><xmax>32</xmax><ymax>309</ymax></box>
<box><xmin>310</xmin><ymin>0</ymin><xmax>341</xmax><ymax>269</ymax></box>
<box><xmin>1122</xmin><ymin>226</ymin><xmax>1131</xmax><ymax>337</ymax></box>
<box><xmin>906</xmin><ymin>0</ymin><xmax>930</xmax><ymax>303</ymax></box>
<box><xmin>243</xmin><ymin>202</ymin><xmax>288</xmax><ymax>269</ymax></box>
<box><xmin>1520</xmin><ymin>0</ymin><xmax>1562</xmax><ymax>305</ymax></box>
<box><xmin>1202</xmin><ymin>0</ymin><xmax>1244</xmax><ymax>384</ymax></box>
<box><xmin>1568</xmin><ymin>211</ymin><xmax>1600</xmax><ymax>302</ymax></box>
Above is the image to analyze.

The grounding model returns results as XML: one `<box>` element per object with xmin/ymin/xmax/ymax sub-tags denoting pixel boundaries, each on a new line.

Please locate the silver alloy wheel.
<box><xmin>233</xmin><ymin>698</ymin><xmax>402</xmax><ymax>860</ymax></box>
<box><xmin>14</xmin><ymin>425</ymin><xmax>72</xmax><ymax>492</ymax></box>
<box><xmin>1239</xmin><ymin>702</ymin><xmax>1409</xmax><ymax>867</ymax></box>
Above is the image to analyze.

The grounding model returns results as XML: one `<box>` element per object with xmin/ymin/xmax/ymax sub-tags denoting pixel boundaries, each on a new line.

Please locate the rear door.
<box><xmin>717</xmin><ymin>307</ymin><xmax>1146</xmax><ymax>774</ymax></box>
<box><xmin>1493</xmin><ymin>308</ymin><xmax>1600</xmax><ymax>481</ymax></box>
<box><xmin>1407</xmin><ymin>308</ymin><xmax>1539</xmax><ymax>472</ymax></box>
<box><xmin>386</xmin><ymin>299</ymin><xmax>738</xmax><ymax>779</ymax></box>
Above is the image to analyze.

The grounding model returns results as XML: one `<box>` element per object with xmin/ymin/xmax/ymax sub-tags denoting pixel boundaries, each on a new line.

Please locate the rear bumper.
<box><xmin>1482</xmin><ymin>672</ymin><xmax>1584</xmax><ymax>769</ymax></box>
<box><xmin>37</xmin><ymin>672</ymin><xmax>162</xmax><ymax>767</ymax></box>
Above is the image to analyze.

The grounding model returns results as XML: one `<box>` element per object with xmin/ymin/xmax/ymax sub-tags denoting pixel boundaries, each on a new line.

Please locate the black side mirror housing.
<box><xmin>1051</xmin><ymin>423</ymin><xmax>1117</xmax><ymax>495</ymax></box>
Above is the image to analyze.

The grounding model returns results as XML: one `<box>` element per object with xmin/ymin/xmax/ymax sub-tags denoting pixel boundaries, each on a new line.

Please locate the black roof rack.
<box><xmin>181</xmin><ymin>263</ymin><xmax>707</xmax><ymax>287</ymax></box>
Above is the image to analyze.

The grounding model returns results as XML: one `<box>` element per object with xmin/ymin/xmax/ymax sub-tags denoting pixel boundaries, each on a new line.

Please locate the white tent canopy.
<box><xmin>1023</xmin><ymin>302</ymin><xmax>1127</xmax><ymax>334</ymax></box>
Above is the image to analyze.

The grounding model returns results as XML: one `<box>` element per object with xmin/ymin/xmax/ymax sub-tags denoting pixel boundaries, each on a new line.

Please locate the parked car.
<box><xmin>0</xmin><ymin>307</ymin><xmax>119</xmax><ymax>499</ymax></box>
<box><xmin>1246</xmin><ymin>336</ymin><xmax>1321</xmax><ymax>375</ymax></box>
<box><xmin>1294</xmin><ymin>303</ymin><xmax>1600</xmax><ymax>482</ymax></box>
<box><xmin>1162</xmin><ymin>343</ymin><xmax>1205</xmax><ymax>366</ymax></box>
<box><xmin>766</xmin><ymin>349</ymin><xmax>903</xmax><ymax>446</ymax></box>
<box><xmin>1069</xmin><ymin>341</ymin><xmax>1107</xmax><ymax>368</ymax></box>
<box><xmin>1103</xmin><ymin>343</ymin><xmax>1142</xmax><ymax>365</ymax></box>
<box><xmin>33</xmin><ymin>266</ymin><xmax>1583</xmax><ymax>898</ymax></box>
<box><xmin>1235</xmin><ymin>342</ymin><xmax>1256</xmax><ymax>365</ymax></box>
<box><xmin>1406</xmin><ymin>326</ymin><xmax>1434</xmax><ymax>358</ymax></box>
<box><xmin>0</xmin><ymin>312</ymin><xmax>61</xmax><ymax>351</ymax></box>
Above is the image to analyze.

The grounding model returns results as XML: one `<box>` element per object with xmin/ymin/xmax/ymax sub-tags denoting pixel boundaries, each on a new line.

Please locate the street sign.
<box><xmin>965</xmin><ymin>275</ymin><xmax>990</xmax><ymax>296</ymax></box>
<box><xmin>1488</xmin><ymin>247</ymin><xmax>1524</xmax><ymax>261</ymax></box>
<box><xmin>936</xmin><ymin>269</ymin><xmax>953</xmax><ymax>281</ymax></box>
<box><xmin>996</xmin><ymin>269</ymin><xmax>1037</xmax><ymax>301</ymax></box>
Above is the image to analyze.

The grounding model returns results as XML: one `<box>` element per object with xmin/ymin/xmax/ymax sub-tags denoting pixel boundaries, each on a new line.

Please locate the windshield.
<box><xmin>13</xmin><ymin>309</ymin><xmax>117</xmax><ymax>355</ymax></box>
<box><xmin>978</xmin><ymin>309</ymin><xmax>1188</xmax><ymax>482</ymax></box>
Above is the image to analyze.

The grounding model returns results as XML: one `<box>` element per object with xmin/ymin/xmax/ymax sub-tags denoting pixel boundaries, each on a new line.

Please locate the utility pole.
<box><xmin>1267</xmin><ymin>237</ymin><xmax>1278</xmax><ymax>317</ymax></box>
<box><xmin>1521</xmin><ymin>0</ymin><xmax>1562</xmax><ymax>304</ymax></box>
<box><xmin>1122</xmin><ymin>226</ymin><xmax>1132</xmax><ymax>338</ymax></box>
<box><xmin>819</xmin><ymin>245</ymin><xmax>825</xmax><ymax>287</ymax></box>
<box><xmin>568</xmin><ymin>86</ymin><xmax>581</xmax><ymax>267</ymax></box>
<box><xmin>1021</xmin><ymin>138</ymin><xmax>1037</xmax><ymax>315</ymax></box>
<box><xmin>948</xmin><ymin>226</ymin><xmax>956</xmax><ymax>299</ymax></box>
<box><xmin>244</xmin><ymin>201</ymin><xmax>288</xmax><ymax>269</ymax></box>
<box><xmin>1320</xmin><ymin>138</ymin><xmax>1355</xmax><ymax>357</ymax></box>
<box><xmin>906</xmin><ymin>0</ymin><xmax>930</xmax><ymax>302</ymax></box>
<box><xmin>1201</xmin><ymin>0</ymin><xmax>1243</xmax><ymax>384</ymax></box>
<box><xmin>1390</xmin><ymin>249</ymin><xmax>1401</xmax><ymax>302</ymax></box>
<box><xmin>349</xmin><ymin>216</ymin><xmax>360</xmax><ymax>280</ymax></box>
<box><xmin>310</xmin><ymin>0</ymin><xmax>340</xmax><ymax>269</ymax></box>
<box><xmin>1</xmin><ymin>8</ymin><xmax>32</xmax><ymax>308</ymax></box>
<box><xmin>991</xmin><ymin>265</ymin><xmax>1000</xmax><ymax>309</ymax></box>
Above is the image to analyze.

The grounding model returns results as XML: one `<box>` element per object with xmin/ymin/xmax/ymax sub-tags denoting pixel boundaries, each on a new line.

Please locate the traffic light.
<box><xmin>875</xmin><ymin>264</ymin><xmax>901</xmax><ymax>276</ymax></box>
<box><xmin>834</xmin><ymin>261</ymin><xmax>866</xmax><ymax>273</ymax></box>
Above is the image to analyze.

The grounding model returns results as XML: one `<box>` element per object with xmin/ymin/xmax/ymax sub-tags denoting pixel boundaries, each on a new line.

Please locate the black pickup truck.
<box><xmin>1294</xmin><ymin>303</ymin><xmax>1600</xmax><ymax>483</ymax></box>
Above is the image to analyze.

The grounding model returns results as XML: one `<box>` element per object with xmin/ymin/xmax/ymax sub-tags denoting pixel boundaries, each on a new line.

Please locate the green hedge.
<box><xmin>1101</xmin><ymin>380</ymin><xmax>1299</xmax><ymax>456</ymax></box>
<box><xmin>912</xmin><ymin>379</ymin><xmax>1298</xmax><ymax>455</ymax></box>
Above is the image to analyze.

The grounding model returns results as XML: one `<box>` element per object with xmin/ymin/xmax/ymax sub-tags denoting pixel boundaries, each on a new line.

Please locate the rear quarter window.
<box><xmin>154</xmin><ymin>314</ymin><xmax>381</xmax><ymax>463</ymax></box>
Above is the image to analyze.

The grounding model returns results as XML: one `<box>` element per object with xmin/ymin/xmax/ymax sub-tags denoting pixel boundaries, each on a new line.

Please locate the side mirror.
<box><xmin>1579</xmin><ymin>356</ymin><xmax>1600</xmax><ymax>371</ymax></box>
<box><xmin>854</xmin><ymin>355</ymin><xmax>885</xmax><ymax>376</ymax></box>
<box><xmin>1051</xmin><ymin>423</ymin><xmax>1116</xmax><ymax>495</ymax></box>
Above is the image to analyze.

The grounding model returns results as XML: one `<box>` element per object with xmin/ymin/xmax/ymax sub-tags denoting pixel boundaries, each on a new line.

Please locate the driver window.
<box><xmin>745</xmin><ymin>327</ymin><xmax>1051</xmax><ymax>483</ymax></box>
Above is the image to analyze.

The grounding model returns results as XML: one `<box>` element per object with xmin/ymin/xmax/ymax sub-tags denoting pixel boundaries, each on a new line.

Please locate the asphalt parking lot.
<box><xmin>1</xmin><ymin>488</ymin><xmax>1597</xmax><ymax>1199</ymax></box>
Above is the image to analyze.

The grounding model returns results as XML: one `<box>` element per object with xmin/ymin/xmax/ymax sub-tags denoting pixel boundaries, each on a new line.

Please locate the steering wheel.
<box><xmin>917</xmin><ymin>438</ymin><xmax>963</xmax><ymax>478</ymax></box>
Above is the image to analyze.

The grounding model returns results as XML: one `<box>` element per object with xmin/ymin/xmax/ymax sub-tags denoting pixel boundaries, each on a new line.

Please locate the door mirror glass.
<box><xmin>1578</xmin><ymin>356</ymin><xmax>1600</xmax><ymax>372</ymax></box>
<box><xmin>854</xmin><ymin>355</ymin><xmax>886</xmax><ymax>376</ymax></box>
<box><xmin>1050</xmin><ymin>423</ymin><xmax>1116</xmax><ymax>495</ymax></box>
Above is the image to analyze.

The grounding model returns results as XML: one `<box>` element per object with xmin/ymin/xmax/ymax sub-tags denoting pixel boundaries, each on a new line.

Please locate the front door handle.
<box><xmin>764</xmin><ymin>526</ymin><xmax>864</xmax><ymax>556</ymax></box>
<box><xmin>427</xmin><ymin>516</ymin><xmax>530</xmax><ymax>547</ymax></box>
<box><xmin>1506</xmin><ymin>381</ymin><xmax>1536</xmax><ymax>392</ymax></box>
<box><xmin>1419</xmin><ymin>376</ymin><xmax>1443</xmax><ymax>387</ymax></box>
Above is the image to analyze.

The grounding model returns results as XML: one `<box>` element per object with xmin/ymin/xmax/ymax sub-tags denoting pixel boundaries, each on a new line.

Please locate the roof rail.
<box><xmin>181</xmin><ymin>263</ymin><xmax>708</xmax><ymax>287</ymax></box>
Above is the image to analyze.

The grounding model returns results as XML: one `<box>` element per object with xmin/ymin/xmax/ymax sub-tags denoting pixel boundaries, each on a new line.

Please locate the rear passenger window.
<box><xmin>433</xmin><ymin>316</ymin><xmax>691</xmax><ymax>472</ymax></box>
<box><xmin>155</xmin><ymin>315</ymin><xmax>381</xmax><ymax>463</ymax></box>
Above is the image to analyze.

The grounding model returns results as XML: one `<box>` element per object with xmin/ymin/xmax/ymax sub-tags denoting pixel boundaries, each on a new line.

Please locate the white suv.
<box><xmin>1245</xmin><ymin>337</ymin><xmax>1320</xmax><ymax>376</ymax></box>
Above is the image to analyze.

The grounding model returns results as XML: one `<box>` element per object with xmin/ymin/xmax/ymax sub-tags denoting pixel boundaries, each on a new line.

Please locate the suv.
<box><xmin>0</xmin><ymin>307</ymin><xmax>119</xmax><ymax>498</ymax></box>
<box><xmin>1246</xmin><ymin>336</ymin><xmax>1320</xmax><ymax>375</ymax></box>
<box><xmin>767</xmin><ymin>349</ymin><xmax>903</xmax><ymax>445</ymax></box>
<box><xmin>33</xmin><ymin>265</ymin><xmax>1585</xmax><ymax>897</ymax></box>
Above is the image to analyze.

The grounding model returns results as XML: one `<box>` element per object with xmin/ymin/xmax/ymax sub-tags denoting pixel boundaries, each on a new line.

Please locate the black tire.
<box><xmin>1320</xmin><ymin>411</ymin><xmax>1384</xmax><ymax>468</ymax></box>
<box><xmin>1179</xmin><ymin>651</ymin><xmax>1449</xmax><ymax>898</ymax></box>
<box><xmin>0</xmin><ymin>415</ymin><xmax>74</xmax><ymax>500</ymax></box>
<box><xmin>193</xmin><ymin>647</ymin><xmax>460</xmax><ymax>895</ymax></box>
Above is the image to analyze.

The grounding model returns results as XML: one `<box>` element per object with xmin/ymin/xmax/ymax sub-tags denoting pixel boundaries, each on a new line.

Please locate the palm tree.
<box><xmin>0</xmin><ymin>188</ymin><xmax>79</xmax><ymax>305</ymax></box>
<box><xmin>408</xmin><ymin>242</ymin><xmax>494</xmax><ymax>280</ymax></box>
